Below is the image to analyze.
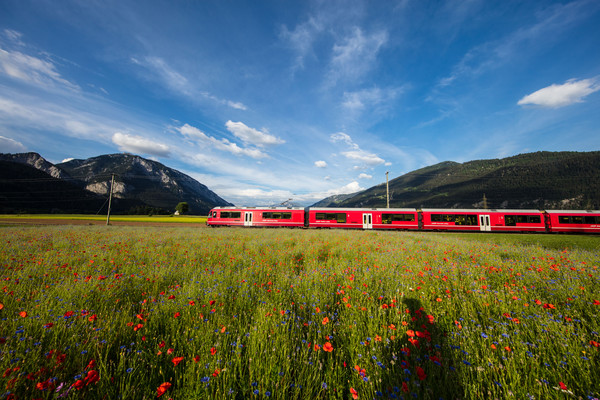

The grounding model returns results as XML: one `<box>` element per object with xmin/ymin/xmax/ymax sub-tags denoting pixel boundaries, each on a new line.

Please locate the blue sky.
<box><xmin>1</xmin><ymin>0</ymin><xmax>599</xmax><ymax>206</ymax></box>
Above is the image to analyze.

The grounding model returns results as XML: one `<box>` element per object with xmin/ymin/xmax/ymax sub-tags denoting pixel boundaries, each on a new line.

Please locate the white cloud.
<box><xmin>314</xmin><ymin>160</ymin><xmax>327</xmax><ymax>168</ymax></box>
<box><xmin>0</xmin><ymin>47</ymin><xmax>80</xmax><ymax>91</ymax></box>
<box><xmin>112</xmin><ymin>132</ymin><xmax>170</xmax><ymax>157</ymax></box>
<box><xmin>177</xmin><ymin>123</ymin><xmax>268</xmax><ymax>159</ymax></box>
<box><xmin>61</xmin><ymin>157</ymin><xmax>74</xmax><ymax>163</ymax></box>
<box><xmin>0</xmin><ymin>135</ymin><xmax>26</xmax><ymax>152</ymax></box>
<box><xmin>225</xmin><ymin>120</ymin><xmax>285</xmax><ymax>147</ymax></box>
<box><xmin>330</xmin><ymin>132</ymin><xmax>359</xmax><ymax>149</ymax></box>
<box><xmin>517</xmin><ymin>78</ymin><xmax>600</xmax><ymax>108</ymax></box>
<box><xmin>358</xmin><ymin>173</ymin><xmax>372</xmax><ymax>179</ymax></box>
<box><xmin>330</xmin><ymin>131</ymin><xmax>386</xmax><ymax>167</ymax></box>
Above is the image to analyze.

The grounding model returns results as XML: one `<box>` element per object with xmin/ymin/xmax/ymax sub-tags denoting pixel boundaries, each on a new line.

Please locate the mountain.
<box><xmin>0</xmin><ymin>157</ymin><xmax>107</xmax><ymax>214</ymax></box>
<box><xmin>332</xmin><ymin>151</ymin><xmax>600</xmax><ymax>210</ymax></box>
<box><xmin>0</xmin><ymin>152</ymin><xmax>232</xmax><ymax>214</ymax></box>
<box><xmin>310</xmin><ymin>192</ymin><xmax>359</xmax><ymax>207</ymax></box>
<box><xmin>57</xmin><ymin>154</ymin><xmax>232</xmax><ymax>215</ymax></box>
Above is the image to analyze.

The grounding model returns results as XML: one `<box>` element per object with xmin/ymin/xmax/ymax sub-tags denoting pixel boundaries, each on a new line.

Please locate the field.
<box><xmin>0</xmin><ymin>225</ymin><xmax>599</xmax><ymax>399</ymax></box>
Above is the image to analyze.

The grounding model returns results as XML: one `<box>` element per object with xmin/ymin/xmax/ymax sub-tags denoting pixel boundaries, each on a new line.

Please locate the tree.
<box><xmin>175</xmin><ymin>202</ymin><xmax>189</xmax><ymax>215</ymax></box>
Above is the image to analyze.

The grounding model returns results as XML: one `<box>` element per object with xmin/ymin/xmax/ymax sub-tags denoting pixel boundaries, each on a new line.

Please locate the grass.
<box><xmin>0</xmin><ymin>226</ymin><xmax>598</xmax><ymax>399</ymax></box>
<box><xmin>0</xmin><ymin>214</ymin><xmax>208</xmax><ymax>224</ymax></box>
<box><xmin>442</xmin><ymin>232</ymin><xmax>600</xmax><ymax>251</ymax></box>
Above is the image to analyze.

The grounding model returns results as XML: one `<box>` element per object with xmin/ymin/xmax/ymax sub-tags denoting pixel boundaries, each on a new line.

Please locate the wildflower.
<box><xmin>350</xmin><ymin>387</ymin><xmax>358</xmax><ymax>399</ymax></box>
<box><xmin>194</xmin><ymin>355</ymin><xmax>200</xmax><ymax>362</ymax></box>
<box><xmin>85</xmin><ymin>370</ymin><xmax>99</xmax><ymax>386</ymax></box>
<box><xmin>172</xmin><ymin>356</ymin><xmax>184</xmax><ymax>366</ymax></box>
<box><xmin>156</xmin><ymin>382</ymin><xmax>172</xmax><ymax>397</ymax></box>
<box><xmin>323</xmin><ymin>342</ymin><xmax>334</xmax><ymax>352</ymax></box>
<box><xmin>559</xmin><ymin>382</ymin><xmax>568</xmax><ymax>391</ymax></box>
<box><xmin>322</xmin><ymin>317</ymin><xmax>329</xmax><ymax>325</ymax></box>
<box><xmin>86</xmin><ymin>360</ymin><xmax>96</xmax><ymax>370</ymax></box>
<box><xmin>210</xmin><ymin>347</ymin><xmax>217</xmax><ymax>355</ymax></box>
<box><xmin>19</xmin><ymin>311</ymin><xmax>28</xmax><ymax>318</ymax></box>
<box><xmin>173</xmin><ymin>312</ymin><xmax>180</xmax><ymax>318</ymax></box>
<box><xmin>416</xmin><ymin>366</ymin><xmax>426</xmax><ymax>381</ymax></box>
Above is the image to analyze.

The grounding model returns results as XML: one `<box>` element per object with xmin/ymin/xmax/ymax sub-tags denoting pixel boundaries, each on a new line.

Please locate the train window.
<box><xmin>505</xmin><ymin>215</ymin><xmax>541</xmax><ymax>225</ymax></box>
<box><xmin>221</xmin><ymin>212</ymin><xmax>241</xmax><ymax>219</ymax></box>
<box><xmin>382</xmin><ymin>213</ymin><xmax>415</xmax><ymax>223</ymax></box>
<box><xmin>315</xmin><ymin>213</ymin><xmax>346</xmax><ymax>223</ymax></box>
<box><xmin>573</xmin><ymin>216</ymin><xmax>584</xmax><ymax>224</ymax></box>
<box><xmin>585</xmin><ymin>216</ymin><xmax>598</xmax><ymax>224</ymax></box>
<box><xmin>263</xmin><ymin>212</ymin><xmax>293</xmax><ymax>220</ymax></box>
<box><xmin>558</xmin><ymin>216</ymin><xmax>570</xmax><ymax>224</ymax></box>
<box><xmin>431</xmin><ymin>214</ymin><xmax>476</xmax><ymax>225</ymax></box>
<box><xmin>529</xmin><ymin>215</ymin><xmax>541</xmax><ymax>224</ymax></box>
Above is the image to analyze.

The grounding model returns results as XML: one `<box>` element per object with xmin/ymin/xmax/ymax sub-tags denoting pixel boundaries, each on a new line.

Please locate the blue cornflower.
<box><xmin>253</xmin><ymin>389</ymin><xmax>259</xmax><ymax>395</ymax></box>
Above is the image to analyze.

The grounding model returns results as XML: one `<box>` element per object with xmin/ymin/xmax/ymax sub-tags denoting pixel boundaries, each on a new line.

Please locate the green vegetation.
<box><xmin>339</xmin><ymin>151</ymin><xmax>600</xmax><ymax>209</ymax></box>
<box><xmin>0</xmin><ymin>214</ymin><xmax>208</xmax><ymax>224</ymax></box>
<box><xmin>1</xmin><ymin>226</ymin><xmax>598</xmax><ymax>399</ymax></box>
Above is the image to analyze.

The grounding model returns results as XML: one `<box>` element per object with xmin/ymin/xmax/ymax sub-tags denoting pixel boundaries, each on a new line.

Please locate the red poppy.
<box><xmin>173</xmin><ymin>312</ymin><xmax>180</xmax><ymax>318</ymax></box>
<box><xmin>210</xmin><ymin>347</ymin><xmax>217</xmax><ymax>356</ymax></box>
<box><xmin>402</xmin><ymin>382</ymin><xmax>409</xmax><ymax>392</ymax></box>
<box><xmin>322</xmin><ymin>317</ymin><xmax>329</xmax><ymax>325</ymax></box>
<box><xmin>85</xmin><ymin>370</ymin><xmax>99</xmax><ymax>385</ymax></box>
<box><xmin>194</xmin><ymin>355</ymin><xmax>200</xmax><ymax>362</ymax></box>
<box><xmin>350</xmin><ymin>387</ymin><xmax>358</xmax><ymax>399</ymax></box>
<box><xmin>212</xmin><ymin>369</ymin><xmax>220</xmax><ymax>377</ymax></box>
<box><xmin>88</xmin><ymin>314</ymin><xmax>97</xmax><ymax>322</ymax></box>
<box><xmin>209</xmin><ymin>300</ymin><xmax>216</xmax><ymax>305</ymax></box>
<box><xmin>86</xmin><ymin>359</ymin><xmax>96</xmax><ymax>370</ymax></box>
<box><xmin>189</xmin><ymin>300</ymin><xmax>195</xmax><ymax>306</ymax></box>
<box><xmin>156</xmin><ymin>382</ymin><xmax>172</xmax><ymax>397</ymax></box>
<box><xmin>559</xmin><ymin>382</ymin><xmax>568</xmax><ymax>391</ymax></box>
<box><xmin>406</xmin><ymin>330</ymin><xmax>415</xmax><ymax>337</ymax></box>
<box><xmin>172</xmin><ymin>356</ymin><xmax>184</xmax><ymax>366</ymax></box>
<box><xmin>323</xmin><ymin>342</ymin><xmax>333</xmax><ymax>352</ymax></box>
<box><xmin>19</xmin><ymin>311</ymin><xmax>27</xmax><ymax>318</ymax></box>
<box><xmin>168</xmin><ymin>295</ymin><xmax>175</xmax><ymax>300</ymax></box>
<box><xmin>416</xmin><ymin>366</ymin><xmax>426</xmax><ymax>381</ymax></box>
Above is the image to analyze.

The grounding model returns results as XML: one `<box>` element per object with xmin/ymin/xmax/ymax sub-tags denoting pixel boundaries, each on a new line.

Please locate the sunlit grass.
<box><xmin>0</xmin><ymin>226</ymin><xmax>598</xmax><ymax>399</ymax></box>
<box><xmin>0</xmin><ymin>214</ymin><xmax>207</xmax><ymax>224</ymax></box>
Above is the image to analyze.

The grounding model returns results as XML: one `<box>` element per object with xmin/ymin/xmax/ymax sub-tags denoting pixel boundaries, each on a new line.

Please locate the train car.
<box><xmin>544</xmin><ymin>210</ymin><xmax>600</xmax><ymax>233</ymax></box>
<box><xmin>420</xmin><ymin>209</ymin><xmax>546</xmax><ymax>232</ymax></box>
<box><xmin>207</xmin><ymin>207</ymin><xmax>306</xmax><ymax>228</ymax></box>
<box><xmin>307</xmin><ymin>207</ymin><xmax>419</xmax><ymax>230</ymax></box>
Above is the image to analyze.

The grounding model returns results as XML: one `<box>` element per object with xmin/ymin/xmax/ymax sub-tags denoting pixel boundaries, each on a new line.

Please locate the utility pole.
<box><xmin>386</xmin><ymin>171</ymin><xmax>389</xmax><ymax>208</ymax></box>
<box><xmin>106</xmin><ymin>174</ymin><xmax>114</xmax><ymax>226</ymax></box>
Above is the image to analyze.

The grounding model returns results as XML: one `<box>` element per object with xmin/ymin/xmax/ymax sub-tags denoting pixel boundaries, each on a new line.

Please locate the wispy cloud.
<box><xmin>435</xmin><ymin>0</ymin><xmax>597</xmax><ymax>89</ymax></box>
<box><xmin>131</xmin><ymin>56</ymin><xmax>247</xmax><ymax>110</ymax></box>
<box><xmin>326</xmin><ymin>27</ymin><xmax>387</xmax><ymax>86</ymax></box>
<box><xmin>280</xmin><ymin>16</ymin><xmax>324</xmax><ymax>72</ymax></box>
<box><xmin>0</xmin><ymin>135</ymin><xmax>26</xmax><ymax>152</ymax></box>
<box><xmin>0</xmin><ymin>47</ymin><xmax>80</xmax><ymax>91</ymax></box>
<box><xmin>112</xmin><ymin>132</ymin><xmax>170</xmax><ymax>157</ymax></box>
<box><xmin>518</xmin><ymin>78</ymin><xmax>600</xmax><ymax>108</ymax></box>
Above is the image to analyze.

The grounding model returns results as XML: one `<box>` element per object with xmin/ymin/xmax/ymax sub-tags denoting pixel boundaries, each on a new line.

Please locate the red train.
<box><xmin>207</xmin><ymin>207</ymin><xmax>600</xmax><ymax>234</ymax></box>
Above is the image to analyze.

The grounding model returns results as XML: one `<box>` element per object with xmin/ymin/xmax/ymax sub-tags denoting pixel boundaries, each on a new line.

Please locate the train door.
<box><xmin>362</xmin><ymin>213</ymin><xmax>373</xmax><ymax>229</ymax></box>
<box><xmin>244</xmin><ymin>212</ymin><xmax>253</xmax><ymax>227</ymax></box>
<box><xmin>479</xmin><ymin>214</ymin><xmax>491</xmax><ymax>231</ymax></box>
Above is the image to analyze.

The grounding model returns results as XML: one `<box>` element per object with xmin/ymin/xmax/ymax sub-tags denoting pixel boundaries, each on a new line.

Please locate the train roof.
<box><xmin>210</xmin><ymin>206</ymin><xmax>305</xmax><ymax>210</ymax></box>
<box><xmin>544</xmin><ymin>210</ymin><xmax>600</xmax><ymax>214</ymax></box>
<box><xmin>309</xmin><ymin>207</ymin><xmax>418</xmax><ymax>212</ymax></box>
<box><xmin>420</xmin><ymin>208</ymin><xmax>543</xmax><ymax>213</ymax></box>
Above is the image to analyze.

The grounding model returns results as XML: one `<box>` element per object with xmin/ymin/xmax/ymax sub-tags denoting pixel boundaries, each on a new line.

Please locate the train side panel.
<box><xmin>207</xmin><ymin>207</ymin><xmax>305</xmax><ymax>227</ymax></box>
<box><xmin>545</xmin><ymin>210</ymin><xmax>600</xmax><ymax>233</ymax></box>
<box><xmin>308</xmin><ymin>208</ymin><xmax>418</xmax><ymax>230</ymax></box>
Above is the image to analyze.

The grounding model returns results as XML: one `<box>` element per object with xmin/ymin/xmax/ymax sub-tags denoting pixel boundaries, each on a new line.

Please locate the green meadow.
<box><xmin>0</xmin><ymin>226</ymin><xmax>598</xmax><ymax>399</ymax></box>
